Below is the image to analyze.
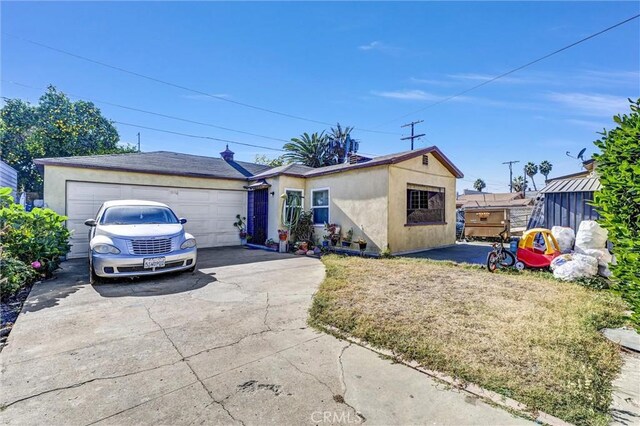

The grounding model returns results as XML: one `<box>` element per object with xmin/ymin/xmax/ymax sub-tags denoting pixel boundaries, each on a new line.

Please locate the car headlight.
<box><xmin>93</xmin><ymin>244</ymin><xmax>121</xmax><ymax>254</ymax></box>
<box><xmin>181</xmin><ymin>238</ymin><xmax>196</xmax><ymax>249</ymax></box>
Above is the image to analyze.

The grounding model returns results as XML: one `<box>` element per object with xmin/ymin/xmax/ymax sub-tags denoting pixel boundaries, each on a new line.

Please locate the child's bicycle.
<box><xmin>486</xmin><ymin>227</ymin><xmax>516</xmax><ymax>272</ymax></box>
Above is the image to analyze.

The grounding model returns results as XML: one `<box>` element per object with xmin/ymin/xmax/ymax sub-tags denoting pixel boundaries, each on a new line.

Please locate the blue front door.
<box><xmin>249</xmin><ymin>189</ymin><xmax>268</xmax><ymax>245</ymax></box>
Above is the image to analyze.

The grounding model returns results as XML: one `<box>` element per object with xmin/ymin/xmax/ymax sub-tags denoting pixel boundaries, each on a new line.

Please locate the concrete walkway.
<box><xmin>1</xmin><ymin>247</ymin><xmax>529</xmax><ymax>425</ymax></box>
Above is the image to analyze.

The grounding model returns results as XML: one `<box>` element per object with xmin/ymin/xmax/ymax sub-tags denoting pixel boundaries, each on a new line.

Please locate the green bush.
<box><xmin>0</xmin><ymin>254</ymin><xmax>36</xmax><ymax>299</ymax></box>
<box><xmin>592</xmin><ymin>98</ymin><xmax>640</xmax><ymax>326</ymax></box>
<box><xmin>0</xmin><ymin>204</ymin><xmax>70</xmax><ymax>277</ymax></box>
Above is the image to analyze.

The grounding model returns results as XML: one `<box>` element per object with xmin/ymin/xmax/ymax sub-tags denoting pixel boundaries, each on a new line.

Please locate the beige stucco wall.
<box><xmin>43</xmin><ymin>165</ymin><xmax>247</xmax><ymax>216</ymax></box>
<box><xmin>387</xmin><ymin>153</ymin><xmax>458</xmax><ymax>253</ymax></box>
<box><xmin>263</xmin><ymin>174</ymin><xmax>306</xmax><ymax>242</ymax></box>
<box><xmin>304</xmin><ymin>166</ymin><xmax>389</xmax><ymax>252</ymax></box>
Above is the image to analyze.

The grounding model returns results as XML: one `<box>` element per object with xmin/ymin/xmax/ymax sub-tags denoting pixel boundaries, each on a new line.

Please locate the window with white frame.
<box><xmin>282</xmin><ymin>189</ymin><xmax>303</xmax><ymax>226</ymax></box>
<box><xmin>311</xmin><ymin>189</ymin><xmax>329</xmax><ymax>225</ymax></box>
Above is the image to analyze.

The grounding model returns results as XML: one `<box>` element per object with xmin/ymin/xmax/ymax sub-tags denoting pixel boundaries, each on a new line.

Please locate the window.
<box><xmin>406</xmin><ymin>185</ymin><xmax>445</xmax><ymax>224</ymax></box>
<box><xmin>101</xmin><ymin>206</ymin><xmax>179</xmax><ymax>225</ymax></box>
<box><xmin>282</xmin><ymin>189</ymin><xmax>303</xmax><ymax>226</ymax></box>
<box><xmin>311</xmin><ymin>189</ymin><xmax>329</xmax><ymax>225</ymax></box>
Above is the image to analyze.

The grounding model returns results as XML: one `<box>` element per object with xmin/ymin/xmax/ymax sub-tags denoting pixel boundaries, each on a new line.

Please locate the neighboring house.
<box><xmin>34</xmin><ymin>145</ymin><xmax>463</xmax><ymax>258</ymax></box>
<box><xmin>528</xmin><ymin>160</ymin><xmax>600</xmax><ymax>234</ymax></box>
<box><xmin>1</xmin><ymin>160</ymin><xmax>18</xmax><ymax>199</ymax></box>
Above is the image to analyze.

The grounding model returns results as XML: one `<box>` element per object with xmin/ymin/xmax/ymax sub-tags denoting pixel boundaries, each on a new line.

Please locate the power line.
<box><xmin>2</xmin><ymin>32</ymin><xmax>401</xmax><ymax>137</ymax></box>
<box><xmin>3</xmin><ymin>80</ymin><xmax>290</xmax><ymax>143</ymax></box>
<box><xmin>374</xmin><ymin>13</ymin><xmax>640</xmax><ymax>128</ymax></box>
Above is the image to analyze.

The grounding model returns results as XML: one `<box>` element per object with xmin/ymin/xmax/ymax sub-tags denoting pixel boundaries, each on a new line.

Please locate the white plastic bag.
<box><xmin>552</xmin><ymin>226</ymin><xmax>575</xmax><ymax>252</ymax></box>
<box><xmin>574</xmin><ymin>247</ymin><xmax>613</xmax><ymax>267</ymax></box>
<box><xmin>575</xmin><ymin>220</ymin><xmax>608</xmax><ymax>251</ymax></box>
<box><xmin>551</xmin><ymin>253</ymin><xmax>598</xmax><ymax>281</ymax></box>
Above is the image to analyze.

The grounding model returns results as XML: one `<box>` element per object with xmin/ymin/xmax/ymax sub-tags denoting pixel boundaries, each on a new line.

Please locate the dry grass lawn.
<box><xmin>309</xmin><ymin>255</ymin><xmax>629</xmax><ymax>426</ymax></box>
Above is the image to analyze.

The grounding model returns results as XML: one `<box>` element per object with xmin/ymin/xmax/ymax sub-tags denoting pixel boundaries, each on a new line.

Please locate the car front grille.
<box><xmin>129</xmin><ymin>238</ymin><xmax>172</xmax><ymax>255</ymax></box>
<box><xmin>116</xmin><ymin>260</ymin><xmax>184</xmax><ymax>273</ymax></box>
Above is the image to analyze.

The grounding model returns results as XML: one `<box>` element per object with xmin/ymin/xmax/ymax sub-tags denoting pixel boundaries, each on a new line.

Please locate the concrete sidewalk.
<box><xmin>0</xmin><ymin>247</ymin><xmax>529</xmax><ymax>425</ymax></box>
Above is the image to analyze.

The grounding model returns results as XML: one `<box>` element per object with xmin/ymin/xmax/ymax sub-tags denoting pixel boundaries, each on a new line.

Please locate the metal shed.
<box><xmin>535</xmin><ymin>177</ymin><xmax>601</xmax><ymax>234</ymax></box>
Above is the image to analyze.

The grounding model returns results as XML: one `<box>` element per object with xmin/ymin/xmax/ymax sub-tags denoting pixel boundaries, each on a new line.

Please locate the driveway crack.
<box><xmin>263</xmin><ymin>292</ymin><xmax>272</xmax><ymax>331</ymax></box>
<box><xmin>338</xmin><ymin>343</ymin><xmax>366</xmax><ymax>423</ymax></box>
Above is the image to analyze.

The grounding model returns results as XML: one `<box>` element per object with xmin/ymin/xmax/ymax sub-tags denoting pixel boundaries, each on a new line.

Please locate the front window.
<box><xmin>407</xmin><ymin>185</ymin><xmax>445</xmax><ymax>224</ymax></box>
<box><xmin>311</xmin><ymin>189</ymin><xmax>329</xmax><ymax>225</ymax></box>
<box><xmin>100</xmin><ymin>206</ymin><xmax>179</xmax><ymax>225</ymax></box>
<box><xmin>282</xmin><ymin>189</ymin><xmax>303</xmax><ymax>226</ymax></box>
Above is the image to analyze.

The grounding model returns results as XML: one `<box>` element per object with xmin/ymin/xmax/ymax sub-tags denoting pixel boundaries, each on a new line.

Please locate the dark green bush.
<box><xmin>0</xmin><ymin>254</ymin><xmax>36</xmax><ymax>299</ymax></box>
<box><xmin>592</xmin><ymin>98</ymin><xmax>640</xmax><ymax>326</ymax></box>
<box><xmin>0</xmin><ymin>204</ymin><xmax>70</xmax><ymax>277</ymax></box>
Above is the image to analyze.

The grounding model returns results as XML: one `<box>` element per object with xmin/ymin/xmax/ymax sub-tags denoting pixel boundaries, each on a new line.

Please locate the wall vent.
<box><xmin>422</xmin><ymin>155</ymin><xmax>429</xmax><ymax>166</ymax></box>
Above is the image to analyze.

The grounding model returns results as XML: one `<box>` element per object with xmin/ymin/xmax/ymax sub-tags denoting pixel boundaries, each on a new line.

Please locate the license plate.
<box><xmin>143</xmin><ymin>257</ymin><xmax>166</xmax><ymax>268</ymax></box>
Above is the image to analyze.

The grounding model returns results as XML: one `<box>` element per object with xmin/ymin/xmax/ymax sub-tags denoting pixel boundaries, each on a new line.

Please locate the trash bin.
<box><xmin>510</xmin><ymin>237</ymin><xmax>520</xmax><ymax>253</ymax></box>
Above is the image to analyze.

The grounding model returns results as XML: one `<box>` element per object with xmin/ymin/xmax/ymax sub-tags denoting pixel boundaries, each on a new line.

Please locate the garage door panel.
<box><xmin>65</xmin><ymin>181</ymin><xmax>246</xmax><ymax>258</ymax></box>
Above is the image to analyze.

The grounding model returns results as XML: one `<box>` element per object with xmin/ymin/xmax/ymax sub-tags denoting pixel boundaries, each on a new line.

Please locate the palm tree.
<box><xmin>539</xmin><ymin>161</ymin><xmax>553</xmax><ymax>182</ymax></box>
<box><xmin>283</xmin><ymin>132</ymin><xmax>334</xmax><ymax>167</ymax></box>
<box><xmin>512</xmin><ymin>176</ymin><xmax>526</xmax><ymax>192</ymax></box>
<box><xmin>328</xmin><ymin>123</ymin><xmax>355</xmax><ymax>163</ymax></box>
<box><xmin>473</xmin><ymin>178</ymin><xmax>486</xmax><ymax>192</ymax></box>
<box><xmin>524</xmin><ymin>162</ymin><xmax>539</xmax><ymax>190</ymax></box>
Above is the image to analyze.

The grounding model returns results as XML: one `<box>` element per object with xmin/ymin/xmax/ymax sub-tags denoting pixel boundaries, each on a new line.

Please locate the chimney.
<box><xmin>220</xmin><ymin>145</ymin><xmax>234</xmax><ymax>162</ymax></box>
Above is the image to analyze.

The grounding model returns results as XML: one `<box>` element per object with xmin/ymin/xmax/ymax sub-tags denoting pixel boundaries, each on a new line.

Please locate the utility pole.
<box><xmin>137</xmin><ymin>132</ymin><xmax>141</xmax><ymax>152</ymax></box>
<box><xmin>401</xmin><ymin>120</ymin><xmax>425</xmax><ymax>150</ymax></box>
<box><xmin>502</xmin><ymin>160</ymin><xmax>520</xmax><ymax>192</ymax></box>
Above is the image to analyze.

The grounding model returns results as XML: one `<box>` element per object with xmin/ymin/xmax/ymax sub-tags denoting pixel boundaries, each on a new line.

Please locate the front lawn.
<box><xmin>309</xmin><ymin>255</ymin><xmax>628</xmax><ymax>426</ymax></box>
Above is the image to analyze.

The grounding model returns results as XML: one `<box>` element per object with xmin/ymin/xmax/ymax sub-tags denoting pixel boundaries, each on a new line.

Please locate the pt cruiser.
<box><xmin>85</xmin><ymin>200</ymin><xmax>197</xmax><ymax>282</ymax></box>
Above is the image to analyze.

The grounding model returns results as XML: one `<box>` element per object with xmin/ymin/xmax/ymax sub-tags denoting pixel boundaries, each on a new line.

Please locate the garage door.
<box><xmin>65</xmin><ymin>181</ymin><xmax>246</xmax><ymax>258</ymax></box>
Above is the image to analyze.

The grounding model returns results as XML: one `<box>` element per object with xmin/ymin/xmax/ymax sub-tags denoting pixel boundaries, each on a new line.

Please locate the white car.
<box><xmin>85</xmin><ymin>200</ymin><xmax>197</xmax><ymax>282</ymax></box>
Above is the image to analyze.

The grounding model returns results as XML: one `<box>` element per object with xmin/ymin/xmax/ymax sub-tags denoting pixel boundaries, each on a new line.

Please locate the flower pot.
<box><xmin>331</xmin><ymin>239</ymin><xmax>338</xmax><ymax>246</ymax></box>
<box><xmin>322</xmin><ymin>240</ymin><xmax>329</xmax><ymax>248</ymax></box>
<box><xmin>279</xmin><ymin>234</ymin><xmax>288</xmax><ymax>241</ymax></box>
<box><xmin>358</xmin><ymin>242</ymin><xmax>367</xmax><ymax>251</ymax></box>
<box><xmin>341</xmin><ymin>241</ymin><xmax>351</xmax><ymax>248</ymax></box>
<box><xmin>299</xmin><ymin>242</ymin><xmax>308</xmax><ymax>251</ymax></box>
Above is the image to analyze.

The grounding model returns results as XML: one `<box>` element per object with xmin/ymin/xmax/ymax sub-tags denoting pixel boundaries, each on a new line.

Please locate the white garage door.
<box><xmin>65</xmin><ymin>181</ymin><xmax>246</xmax><ymax>258</ymax></box>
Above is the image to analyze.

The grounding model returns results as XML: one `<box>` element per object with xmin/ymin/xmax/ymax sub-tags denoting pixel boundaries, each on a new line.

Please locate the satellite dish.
<box><xmin>577</xmin><ymin>148</ymin><xmax>586</xmax><ymax>161</ymax></box>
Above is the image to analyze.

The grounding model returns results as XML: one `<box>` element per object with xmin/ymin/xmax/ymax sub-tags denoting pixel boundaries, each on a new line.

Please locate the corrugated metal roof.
<box><xmin>540</xmin><ymin>177</ymin><xmax>601</xmax><ymax>193</ymax></box>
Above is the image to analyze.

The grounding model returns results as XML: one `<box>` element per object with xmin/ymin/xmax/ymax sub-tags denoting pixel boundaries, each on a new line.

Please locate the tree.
<box><xmin>511</xmin><ymin>176</ymin><xmax>526</xmax><ymax>192</ymax></box>
<box><xmin>327</xmin><ymin>123</ymin><xmax>355</xmax><ymax>163</ymax></box>
<box><xmin>473</xmin><ymin>178</ymin><xmax>486</xmax><ymax>192</ymax></box>
<box><xmin>283</xmin><ymin>132</ymin><xmax>335</xmax><ymax>167</ymax></box>
<box><xmin>592</xmin><ymin>98</ymin><xmax>640</xmax><ymax>326</ymax></box>
<box><xmin>539</xmin><ymin>160</ymin><xmax>553</xmax><ymax>182</ymax></box>
<box><xmin>1</xmin><ymin>86</ymin><xmax>135</xmax><ymax>192</ymax></box>
<box><xmin>524</xmin><ymin>162</ymin><xmax>539</xmax><ymax>190</ymax></box>
<box><xmin>254</xmin><ymin>154</ymin><xmax>287</xmax><ymax>168</ymax></box>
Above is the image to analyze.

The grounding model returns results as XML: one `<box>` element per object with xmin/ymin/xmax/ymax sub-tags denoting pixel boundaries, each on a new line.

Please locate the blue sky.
<box><xmin>2</xmin><ymin>1</ymin><xmax>639</xmax><ymax>192</ymax></box>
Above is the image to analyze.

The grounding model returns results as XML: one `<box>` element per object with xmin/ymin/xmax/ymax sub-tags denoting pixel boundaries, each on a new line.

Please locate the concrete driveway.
<box><xmin>1</xmin><ymin>247</ymin><xmax>528</xmax><ymax>425</ymax></box>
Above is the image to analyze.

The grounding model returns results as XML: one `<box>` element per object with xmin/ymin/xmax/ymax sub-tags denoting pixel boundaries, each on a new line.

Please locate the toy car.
<box><xmin>514</xmin><ymin>228</ymin><xmax>561</xmax><ymax>270</ymax></box>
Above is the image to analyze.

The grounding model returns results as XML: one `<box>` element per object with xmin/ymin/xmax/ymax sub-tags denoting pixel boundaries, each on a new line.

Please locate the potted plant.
<box><xmin>354</xmin><ymin>237</ymin><xmax>367</xmax><ymax>251</ymax></box>
<box><xmin>278</xmin><ymin>229</ymin><xmax>288</xmax><ymax>241</ymax></box>
<box><xmin>342</xmin><ymin>228</ymin><xmax>353</xmax><ymax>248</ymax></box>
<box><xmin>322</xmin><ymin>234</ymin><xmax>330</xmax><ymax>248</ymax></box>
<box><xmin>233</xmin><ymin>214</ymin><xmax>248</xmax><ymax>244</ymax></box>
<box><xmin>324</xmin><ymin>223</ymin><xmax>341</xmax><ymax>246</ymax></box>
<box><xmin>265</xmin><ymin>238</ymin><xmax>278</xmax><ymax>250</ymax></box>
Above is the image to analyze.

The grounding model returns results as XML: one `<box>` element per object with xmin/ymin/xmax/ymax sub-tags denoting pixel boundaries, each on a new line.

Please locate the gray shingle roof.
<box><xmin>34</xmin><ymin>151</ymin><xmax>272</xmax><ymax>180</ymax></box>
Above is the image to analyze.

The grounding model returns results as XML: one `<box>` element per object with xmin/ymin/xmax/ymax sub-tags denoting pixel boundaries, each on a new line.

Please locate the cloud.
<box><xmin>371</xmin><ymin>89</ymin><xmax>445</xmax><ymax>101</ymax></box>
<box><xmin>409</xmin><ymin>77</ymin><xmax>453</xmax><ymax>86</ymax></box>
<box><xmin>447</xmin><ymin>73</ymin><xmax>531</xmax><ymax>84</ymax></box>
<box><xmin>357</xmin><ymin>41</ymin><xmax>403</xmax><ymax>54</ymax></box>
<box><xmin>546</xmin><ymin>92</ymin><xmax>631</xmax><ymax>117</ymax></box>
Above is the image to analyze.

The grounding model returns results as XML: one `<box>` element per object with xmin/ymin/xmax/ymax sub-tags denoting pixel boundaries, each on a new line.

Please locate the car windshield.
<box><xmin>100</xmin><ymin>206</ymin><xmax>179</xmax><ymax>225</ymax></box>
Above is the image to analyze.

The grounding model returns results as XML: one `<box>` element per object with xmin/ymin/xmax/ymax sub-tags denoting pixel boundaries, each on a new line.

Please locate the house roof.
<box><xmin>250</xmin><ymin>146</ymin><xmax>464</xmax><ymax>180</ymax></box>
<box><xmin>34</xmin><ymin>151</ymin><xmax>272</xmax><ymax>180</ymax></box>
<box><xmin>540</xmin><ymin>177</ymin><xmax>601</xmax><ymax>194</ymax></box>
<box><xmin>456</xmin><ymin>192</ymin><xmax>534</xmax><ymax>209</ymax></box>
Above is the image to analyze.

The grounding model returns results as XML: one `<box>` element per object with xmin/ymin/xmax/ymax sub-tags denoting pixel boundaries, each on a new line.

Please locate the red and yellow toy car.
<box><xmin>514</xmin><ymin>228</ymin><xmax>561</xmax><ymax>270</ymax></box>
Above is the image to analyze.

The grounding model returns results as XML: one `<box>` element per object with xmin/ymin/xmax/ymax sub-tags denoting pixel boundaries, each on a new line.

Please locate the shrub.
<box><xmin>592</xmin><ymin>98</ymin><xmax>640</xmax><ymax>326</ymax></box>
<box><xmin>0</xmin><ymin>254</ymin><xmax>36</xmax><ymax>299</ymax></box>
<box><xmin>0</xmin><ymin>204</ymin><xmax>70</xmax><ymax>277</ymax></box>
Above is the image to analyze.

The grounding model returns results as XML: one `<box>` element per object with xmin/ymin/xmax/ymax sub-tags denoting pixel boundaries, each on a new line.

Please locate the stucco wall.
<box><xmin>304</xmin><ymin>166</ymin><xmax>389</xmax><ymax>252</ymax></box>
<box><xmin>387</xmin><ymin>153</ymin><xmax>458</xmax><ymax>253</ymax></box>
<box><xmin>263</xmin><ymin>175</ymin><xmax>306</xmax><ymax>242</ymax></box>
<box><xmin>43</xmin><ymin>165</ymin><xmax>247</xmax><ymax>216</ymax></box>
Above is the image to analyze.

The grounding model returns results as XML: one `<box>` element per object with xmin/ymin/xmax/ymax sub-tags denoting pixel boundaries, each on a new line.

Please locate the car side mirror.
<box><xmin>85</xmin><ymin>219</ymin><xmax>97</xmax><ymax>227</ymax></box>
<box><xmin>179</xmin><ymin>218</ymin><xmax>187</xmax><ymax>224</ymax></box>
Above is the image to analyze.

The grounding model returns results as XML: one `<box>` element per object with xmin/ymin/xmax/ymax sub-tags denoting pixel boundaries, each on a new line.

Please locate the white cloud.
<box><xmin>371</xmin><ymin>89</ymin><xmax>445</xmax><ymax>101</ymax></box>
<box><xmin>409</xmin><ymin>77</ymin><xmax>453</xmax><ymax>86</ymax></box>
<box><xmin>358</xmin><ymin>41</ymin><xmax>382</xmax><ymax>51</ymax></box>
<box><xmin>357</xmin><ymin>41</ymin><xmax>402</xmax><ymax>54</ymax></box>
<box><xmin>447</xmin><ymin>73</ymin><xmax>530</xmax><ymax>84</ymax></box>
<box><xmin>546</xmin><ymin>92</ymin><xmax>631</xmax><ymax>117</ymax></box>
